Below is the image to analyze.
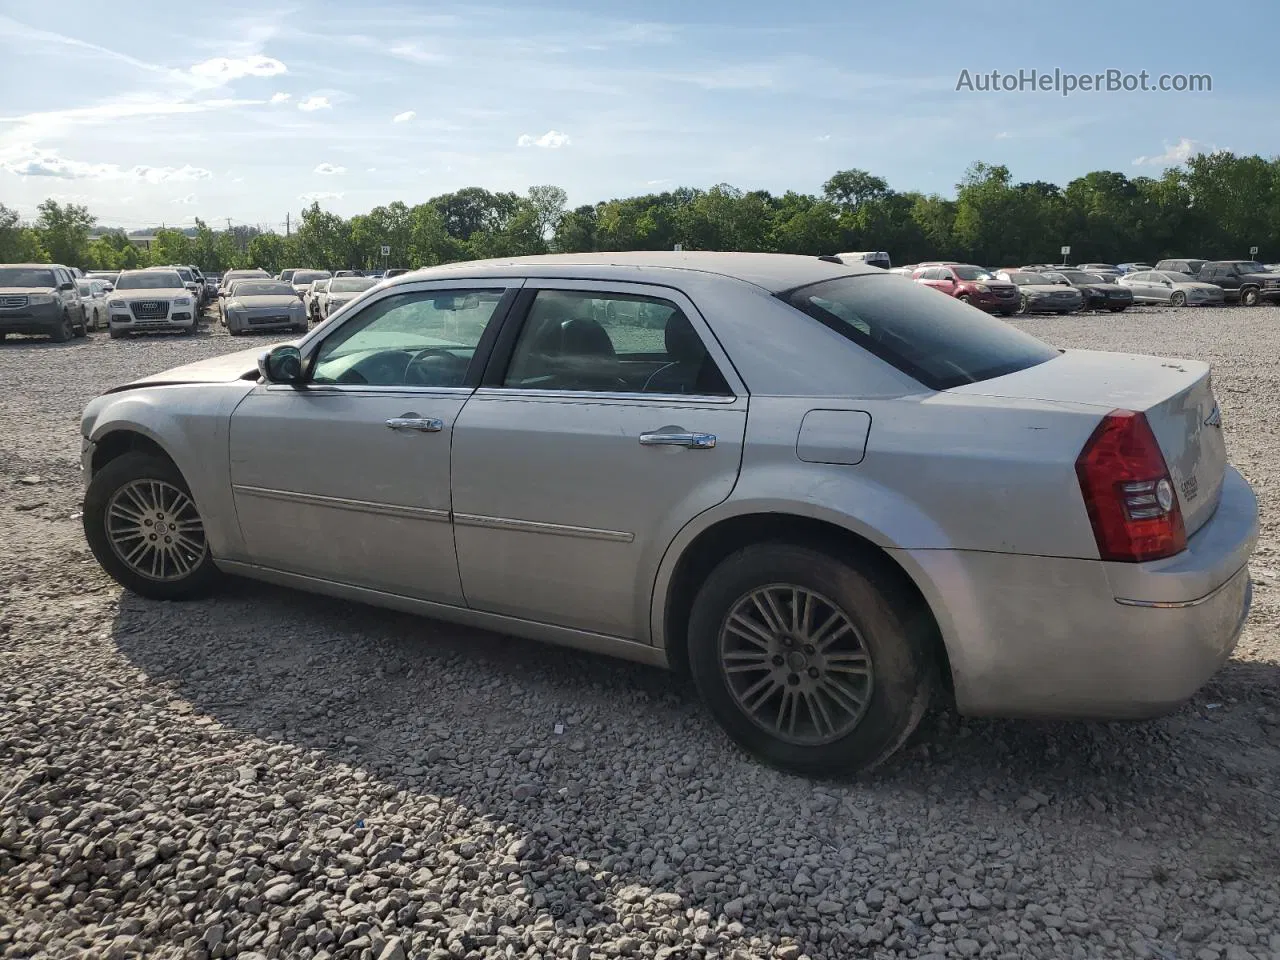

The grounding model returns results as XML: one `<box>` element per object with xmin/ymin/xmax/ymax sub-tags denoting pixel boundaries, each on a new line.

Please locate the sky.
<box><xmin>0</xmin><ymin>0</ymin><xmax>1275</xmax><ymax>230</ymax></box>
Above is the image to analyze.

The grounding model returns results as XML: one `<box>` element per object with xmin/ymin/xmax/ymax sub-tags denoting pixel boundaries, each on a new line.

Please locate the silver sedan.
<box><xmin>77</xmin><ymin>253</ymin><xmax>1258</xmax><ymax>775</ymax></box>
<box><xmin>1120</xmin><ymin>270</ymin><xmax>1227</xmax><ymax>306</ymax></box>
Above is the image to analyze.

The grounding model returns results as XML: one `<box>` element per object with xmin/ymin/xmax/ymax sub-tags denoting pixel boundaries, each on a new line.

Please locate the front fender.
<box><xmin>86</xmin><ymin>383</ymin><xmax>256</xmax><ymax>561</ymax></box>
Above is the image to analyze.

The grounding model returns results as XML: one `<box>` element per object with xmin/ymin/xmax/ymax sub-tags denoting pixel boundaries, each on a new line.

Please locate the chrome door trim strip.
<box><xmin>453</xmin><ymin>512</ymin><xmax>634</xmax><ymax>543</ymax></box>
<box><xmin>470</xmin><ymin>386</ymin><xmax>740</xmax><ymax>405</ymax></box>
<box><xmin>233</xmin><ymin>484</ymin><xmax>450</xmax><ymax>522</ymax></box>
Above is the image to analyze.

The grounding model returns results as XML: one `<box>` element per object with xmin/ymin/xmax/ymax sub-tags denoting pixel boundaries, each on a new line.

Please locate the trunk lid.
<box><xmin>950</xmin><ymin>349</ymin><xmax>1227</xmax><ymax>536</ymax></box>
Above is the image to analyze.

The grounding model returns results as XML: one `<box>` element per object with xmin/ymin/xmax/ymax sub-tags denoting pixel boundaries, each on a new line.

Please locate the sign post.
<box><xmin>1059</xmin><ymin>244</ymin><xmax>1071</xmax><ymax>266</ymax></box>
<box><xmin>1250</xmin><ymin>245</ymin><xmax>1259</xmax><ymax>258</ymax></box>
<box><xmin>380</xmin><ymin>244</ymin><xmax>390</xmax><ymax>273</ymax></box>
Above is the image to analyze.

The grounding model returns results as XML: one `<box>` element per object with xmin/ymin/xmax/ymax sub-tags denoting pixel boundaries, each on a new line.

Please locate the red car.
<box><xmin>911</xmin><ymin>263</ymin><xmax>1020</xmax><ymax>316</ymax></box>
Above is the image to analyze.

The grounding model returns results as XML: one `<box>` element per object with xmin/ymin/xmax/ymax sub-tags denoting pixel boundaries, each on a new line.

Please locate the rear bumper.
<box><xmin>893</xmin><ymin>466</ymin><xmax>1258</xmax><ymax>719</ymax></box>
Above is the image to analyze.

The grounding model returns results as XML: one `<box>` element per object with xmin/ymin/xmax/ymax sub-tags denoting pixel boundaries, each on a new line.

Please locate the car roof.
<box><xmin>388</xmin><ymin>252</ymin><xmax>880</xmax><ymax>294</ymax></box>
<box><xmin>1</xmin><ymin>263</ymin><xmax>61</xmax><ymax>268</ymax></box>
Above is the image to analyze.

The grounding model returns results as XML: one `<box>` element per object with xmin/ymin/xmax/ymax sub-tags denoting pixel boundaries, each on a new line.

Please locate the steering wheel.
<box><xmin>404</xmin><ymin>347</ymin><xmax>469</xmax><ymax>387</ymax></box>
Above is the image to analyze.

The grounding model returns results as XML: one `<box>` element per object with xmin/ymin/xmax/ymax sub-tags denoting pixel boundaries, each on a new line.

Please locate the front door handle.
<box><xmin>639</xmin><ymin>431</ymin><xmax>717</xmax><ymax>449</ymax></box>
<box><xmin>386</xmin><ymin>416</ymin><xmax>443</xmax><ymax>433</ymax></box>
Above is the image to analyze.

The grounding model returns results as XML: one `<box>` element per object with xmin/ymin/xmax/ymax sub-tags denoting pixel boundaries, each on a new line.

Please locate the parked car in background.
<box><xmin>107</xmin><ymin>269</ymin><xmax>197</xmax><ymax>338</ymax></box>
<box><xmin>1120</xmin><ymin>270</ymin><xmax>1226</xmax><ymax>306</ymax></box>
<box><xmin>290</xmin><ymin>270</ymin><xmax>332</xmax><ymax>298</ymax></box>
<box><xmin>319</xmin><ymin>275</ymin><xmax>378</xmax><ymax>319</ymax></box>
<box><xmin>277</xmin><ymin>269</ymin><xmax>300</xmax><ymax>284</ymax></box>
<box><xmin>223</xmin><ymin>279</ymin><xmax>310</xmax><ymax>336</ymax></box>
<box><xmin>1154</xmin><ymin>258</ymin><xmax>1207</xmax><ymax>277</ymax></box>
<box><xmin>86</xmin><ymin>271</ymin><xmax>119</xmax><ymax>291</ymax></box>
<box><xmin>334</xmin><ymin>270</ymin><xmax>360</xmax><ymax>278</ymax></box>
<box><xmin>164</xmin><ymin>266</ymin><xmax>204</xmax><ymax>306</ymax></box>
<box><xmin>1077</xmin><ymin>263</ymin><xmax>1119</xmax><ymax>274</ymax></box>
<box><xmin>218</xmin><ymin>269</ymin><xmax>271</xmax><ymax>296</ymax></box>
<box><xmin>1116</xmin><ymin>263</ymin><xmax>1153</xmax><ymax>274</ymax></box>
<box><xmin>304</xmin><ymin>278</ymin><xmax>331</xmax><ymax>322</ymax></box>
<box><xmin>1043</xmin><ymin>269</ymin><xmax>1133</xmax><ymax>312</ymax></box>
<box><xmin>834</xmin><ymin>251</ymin><xmax>891</xmax><ymax>270</ymax></box>
<box><xmin>995</xmin><ymin>270</ymin><xmax>1085</xmax><ymax>314</ymax></box>
<box><xmin>76</xmin><ymin>278</ymin><xmax>112</xmax><ymax>331</ymax></box>
<box><xmin>911</xmin><ymin>264</ymin><xmax>1019</xmax><ymax>315</ymax></box>
<box><xmin>887</xmin><ymin>265</ymin><xmax>916</xmax><ymax>278</ymax></box>
<box><xmin>0</xmin><ymin>263</ymin><xmax>88</xmax><ymax>341</ymax></box>
<box><xmin>76</xmin><ymin>251</ymin><xmax>1258</xmax><ymax>776</ymax></box>
<box><xmin>1195</xmin><ymin>261</ymin><xmax>1280</xmax><ymax>306</ymax></box>
<box><xmin>384</xmin><ymin>268</ymin><xmax>411</xmax><ymax>278</ymax></box>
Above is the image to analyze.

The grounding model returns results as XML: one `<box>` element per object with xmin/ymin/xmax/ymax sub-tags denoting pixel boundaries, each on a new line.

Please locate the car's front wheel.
<box><xmin>1241</xmin><ymin>287</ymin><xmax>1261</xmax><ymax>307</ymax></box>
<box><xmin>1016</xmin><ymin>294</ymin><xmax>1030</xmax><ymax>315</ymax></box>
<box><xmin>1170</xmin><ymin>291</ymin><xmax>1187</xmax><ymax>307</ymax></box>
<box><xmin>687</xmin><ymin>543</ymin><xmax>934</xmax><ymax>777</ymax></box>
<box><xmin>83</xmin><ymin>452</ymin><xmax>222</xmax><ymax>600</ymax></box>
<box><xmin>50</xmin><ymin>312</ymin><xmax>74</xmax><ymax>342</ymax></box>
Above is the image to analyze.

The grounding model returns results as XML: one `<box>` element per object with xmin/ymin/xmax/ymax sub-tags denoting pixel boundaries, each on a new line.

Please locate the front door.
<box><xmin>450</xmin><ymin>280</ymin><xmax>748</xmax><ymax>640</ymax></box>
<box><xmin>228</xmin><ymin>280</ymin><xmax>519</xmax><ymax>603</ymax></box>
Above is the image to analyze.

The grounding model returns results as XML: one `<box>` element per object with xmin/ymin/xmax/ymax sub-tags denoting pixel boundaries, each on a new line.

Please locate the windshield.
<box><xmin>0</xmin><ymin>267</ymin><xmax>56</xmax><ymax>288</ymax></box>
<box><xmin>1236</xmin><ymin>261</ymin><xmax>1267</xmax><ymax>274</ymax></box>
<box><xmin>225</xmin><ymin>271</ymin><xmax>269</xmax><ymax>282</ymax></box>
<box><xmin>1059</xmin><ymin>271</ymin><xmax>1098</xmax><ymax>284</ymax></box>
<box><xmin>76</xmin><ymin>281</ymin><xmax>92</xmax><ymax>295</ymax></box>
<box><xmin>175</xmin><ymin>268</ymin><xmax>194</xmax><ymax>282</ymax></box>
<box><xmin>233</xmin><ymin>281</ymin><xmax>296</xmax><ymax>297</ymax></box>
<box><xmin>1040</xmin><ymin>271</ymin><xmax>1070</xmax><ymax>284</ymax></box>
<box><xmin>782</xmin><ymin>274</ymin><xmax>1058</xmax><ymax>391</ymax></box>
<box><xmin>294</xmin><ymin>270</ymin><xmax>332</xmax><ymax>284</ymax></box>
<box><xmin>951</xmin><ymin>265</ymin><xmax>994</xmax><ymax>281</ymax></box>
<box><xmin>116</xmin><ymin>271</ymin><xmax>183</xmax><ymax>290</ymax></box>
<box><xmin>330</xmin><ymin>277</ymin><xmax>376</xmax><ymax>293</ymax></box>
<box><xmin>280</xmin><ymin>270</ymin><xmax>297</xmax><ymax>282</ymax></box>
<box><xmin>1005</xmin><ymin>272</ymin><xmax>1045</xmax><ymax>285</ymax></box>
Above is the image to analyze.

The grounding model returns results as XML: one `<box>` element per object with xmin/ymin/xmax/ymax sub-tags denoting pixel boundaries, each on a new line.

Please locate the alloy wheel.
<box><xmin>718</xmin><ymin>584</ymin><xmax>874</xmax><ymax>746</ymax></box>
<box><xmin>105</xmin><ymin>479</ymin><xmax>208</xmax><ymax>581</ymax></box>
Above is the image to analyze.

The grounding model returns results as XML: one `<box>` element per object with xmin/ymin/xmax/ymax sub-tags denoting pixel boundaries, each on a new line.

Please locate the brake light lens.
<box><xmin>1075</xmin><ymin>409</ymin><xmax>1187</xmax><ymax>562</ymax></box>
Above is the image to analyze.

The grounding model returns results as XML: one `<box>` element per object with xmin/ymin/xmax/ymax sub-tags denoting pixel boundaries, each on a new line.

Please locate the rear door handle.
<box><xmin>386</xmin><ymin>417</ymin><xmax>443</xmax><ymax>433</ymax></box>
<box><xmin>639</xmin><ymin>431</ymin><xmax>716</xmax><ymax>449</ymax></box>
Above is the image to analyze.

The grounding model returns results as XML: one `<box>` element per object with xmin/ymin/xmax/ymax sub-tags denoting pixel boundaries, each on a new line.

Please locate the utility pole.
<box><xmin>286</xmin><ymin>212</ymin><xmax>291</xmax><ymax>237</ymax></box>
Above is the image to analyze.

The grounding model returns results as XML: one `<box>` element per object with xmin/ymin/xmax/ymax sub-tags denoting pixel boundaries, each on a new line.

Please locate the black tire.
<box><xmin>1241</xmin><ymin>287</ymin><xmax>1260</xmax><ymax>307</ymax></box>
<box><xmin>1016</xmin><ymin>294</ymin><xmax>1030</xmax><ymax>315</ymax></box>
<box><xmin>108</xmin><ymin>328</ymin><xmax>123</xmax><ymax>340</ymax></box>
<box><xmin>1109</xmin><ymin>305</ymin><xmax>1128</xmax><ymax>312</ymax></box>
<box><xmin>83</xmin><ymin>452</ymin><xmax>221</xmax><ymax>601</ymax></box>
<box><xmin>50</xmin><ymin>312</ymin><xmax>73</xmax><ymax>342</ymax></box>
<box><xmin>74</xmin><ymin>313</ymin><xmax>88</xmax><ymax>337</ymax></box>
<box><xmin>293</xmin><ymin>323</ymin><xmax>308</xmax><ymax>334</ymax></box>
<box><xmin>956</xmin><ymin>294</ymin><xmax>971</xmax><ymax>305</ymax></box>
<box><xmin>686</xmin><ymin>543</ymin><xmax>934</xmax><ymax>777</ymax></box>
<box><xmin>1170</xmin><ymin>291</ymin><xmax>1186</xmax><ymax>307</ymax></box>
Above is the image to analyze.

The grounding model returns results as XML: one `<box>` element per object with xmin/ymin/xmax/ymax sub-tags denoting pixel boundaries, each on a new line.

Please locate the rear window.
<box><xmin>781</xmin><ymin>274</ymin><xmax>1059</xmax><ymax>390</ymax></box>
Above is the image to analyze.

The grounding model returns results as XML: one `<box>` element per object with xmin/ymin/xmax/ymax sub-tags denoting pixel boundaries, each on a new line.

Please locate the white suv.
<box><xmin>107</xmin><ymin>269</ymin><xmax>198</xmax><ymax>338</ymax></box>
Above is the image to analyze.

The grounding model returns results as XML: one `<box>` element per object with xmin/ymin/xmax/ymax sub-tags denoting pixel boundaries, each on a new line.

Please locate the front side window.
<box><xmin>312</xmin><ymin>289</ymin><xmax>506</xmax><ymax>388</ymax></box>
<box><xmin>502</xmin><ymin>289</ymin><xmax>731</xmax><ymax>396</ymax></box>
<box><xmin>782</xmin><ymin>273</ymin><xmax>1059</xmax><ymax>390</ymax></box>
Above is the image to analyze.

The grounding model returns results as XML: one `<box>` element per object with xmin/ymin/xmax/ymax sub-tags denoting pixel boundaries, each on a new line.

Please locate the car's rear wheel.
<box><xmin>956</xmin><ymin>294</ymin><xmax>971</xmax><ymax>305</ymax></box>
<box><xmin>1241</xmin><ymin>287</ymin><xmax>1260</xmax><ymax>307</ymax></box>
<box><xmin>687</xmin><ymin>543</ymin><xmax>934</xmax><ymax>777</ymax></box>
<box><xmin>83</xmin><ymin>452</ymin><xmax>221</xmax><ymax>600</ymax></box>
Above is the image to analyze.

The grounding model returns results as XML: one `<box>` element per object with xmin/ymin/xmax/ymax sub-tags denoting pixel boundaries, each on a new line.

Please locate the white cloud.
<box><xmin>314</xmin><ymin>162</ymin><xmax>346</xmax><ymax>175</ymax></box>
<box><xmin>388</xmin><ymin>42</ymin><xmax>446</xmax><ymax>64</ymax></box>
<box><xmin>392</xmin><ymin>110</ymin><xmax>416</xmax><ymax>123</ymax></box>
<box><xmin>299</xmin><ymin>191</ymin><xmax>342</xmax><ymax>202</ymax></box>
<box><xmin>995</xmin><ymin>131</ymin><xmax>1013</xmax><ymax>140</ymax></box>
<box><xmin>366</xmin><ymin>167</ymin><xmax>377</xmax><ymax>173</ymax></box>
<box><xmin>1133</xmin><ymin>137</ymin><xmax>1212</xmax><ymax>167</ymax></box>
<box><xmin>298</xmin><ymin>96</ymin><xmax>331</xmax><ymax>112</ymax></box>
<box><xmin>172</xmin><ymin>194</ymin><xmax>197</xmax><ymax>205</ymax></box>
<box><xmin>517</xmin><ymin>130</ymin><xmax>571</xmax><ymax>149</ymax></box>
<box><xmin>0</xmin><ymin>145</ymin><xmax>213</xmax><ymax>183</ymax></box>
<box><xmin>270</xmin><ymin>92</ymin><xmax>291</xmax><ymax>104</ymax></box>
<box><xmin>190</xmin><ymin>55</ymin><xmax>287</xmax><ymax>82</ymax></box>
<box><xmin>0</xmin><ymin>97</ymin><xmax>269</xmax><ymax>142</ymax></box>
<box><xmin>646</xmin><ymin>178</ymin><xmax>671</xmax><ymax>186</ymax></box>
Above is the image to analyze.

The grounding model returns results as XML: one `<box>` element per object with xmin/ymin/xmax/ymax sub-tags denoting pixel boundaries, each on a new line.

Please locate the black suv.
<box><xmin>0</xmin><ymin>263</ymin><xmax>88</xmax><ymax>341</ymax></box>
<box><xmin>1196</xmin><ymin>261</ymin><xmax>1280</xmax><ymax>306</ymax></box>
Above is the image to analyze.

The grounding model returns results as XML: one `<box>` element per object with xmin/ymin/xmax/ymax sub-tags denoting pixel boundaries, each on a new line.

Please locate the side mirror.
<box><xmin>259</xmin><ymin>345</ymin><xmax>304</xmax><ymax>384</ymax></box>
<box><xmin>60</xmin><ymin>281</ymin><xmax>75</xmax><ymax>291</ymax></box>
<box><xmin>217</xmin><ymin>290</ymin><xmax>226</xmax><ymax>297</ymax></box>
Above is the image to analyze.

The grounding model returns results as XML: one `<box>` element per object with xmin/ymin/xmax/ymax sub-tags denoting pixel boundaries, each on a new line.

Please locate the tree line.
<box><xmin>4</xmin><ymin>151</ymin><xmax>1279</xmax><ymax>274</ymax></box>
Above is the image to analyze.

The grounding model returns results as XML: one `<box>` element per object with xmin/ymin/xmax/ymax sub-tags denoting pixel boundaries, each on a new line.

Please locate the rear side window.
<box><xmin>781</xmin><ymin>274</ymin><xmax>1059</xmax><ymax>390</ymax></box>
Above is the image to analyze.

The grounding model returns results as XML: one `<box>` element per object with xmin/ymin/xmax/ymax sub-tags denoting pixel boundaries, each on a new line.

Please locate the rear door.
<box><xmin>449</xmin><ymin>280</ymin><xmax>748</xmax><ymax>640</ymax></box>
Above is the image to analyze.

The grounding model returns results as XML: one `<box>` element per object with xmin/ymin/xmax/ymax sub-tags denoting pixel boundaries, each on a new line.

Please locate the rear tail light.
<box><xmin>1075</xmin><ymin>409</ymin><xmax>1186</xmax><ymax>562</ymax></box>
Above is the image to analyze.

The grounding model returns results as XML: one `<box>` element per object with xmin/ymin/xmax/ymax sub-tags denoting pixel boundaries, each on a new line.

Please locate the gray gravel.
<box><xmin>1</xmin><ymin>306</ymin><xmax>1278</xmax><ymax>960</ymax></box>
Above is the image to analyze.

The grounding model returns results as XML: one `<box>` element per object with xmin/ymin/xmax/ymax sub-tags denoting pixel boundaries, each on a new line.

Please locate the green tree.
<box><xmin>822</xmin><ymin>169</ymin><xmax>889</xmax><ymax>211</ymax></box>
<box><xmin>246</xmin><ymin>233</ymin><xmax>288</xmax><ymax>274</ymax></box>
<box><xmin>527</xmin><ymin>185</ymin><xmax>568</xmax><ymax>243</ymax></box>
<box><xmin>0</xmin><ymin>204</ymin><xmax>45</xmax><ymax>262</ymax></box>
<box><xmin>34</xmin><ymin>200</ymin><xmax>94</xmax><ymax>267</ymax></box>
<box><xmin>148</xmin><ymin>228</ymin><xmax>195</xmax><ymax>267</ymax></box>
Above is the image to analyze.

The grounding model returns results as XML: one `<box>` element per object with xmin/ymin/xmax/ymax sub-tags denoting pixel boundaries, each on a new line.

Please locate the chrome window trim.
<box><xmin>470</xmin><ymin>386</ymin><xmax>741</xmax><ymax>406</ymax></box>
<box><xmin>262</xmin><ymin>384</ymin><xmax>475</xmax><ymax>398</ymax></box>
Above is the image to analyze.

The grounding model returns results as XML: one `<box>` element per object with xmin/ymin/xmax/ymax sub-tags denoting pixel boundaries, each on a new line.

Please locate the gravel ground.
<box><xmin>1</xmin><ymin>305</ymin><xmax>1278</xmax><ymax>960</ymax></box>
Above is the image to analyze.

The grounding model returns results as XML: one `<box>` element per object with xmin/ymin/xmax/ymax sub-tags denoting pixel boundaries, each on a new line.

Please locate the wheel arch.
<box><xmin>654</xmin><ymin>510</ymin><xmax>954</xmax><ymax>702</ymax></box>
